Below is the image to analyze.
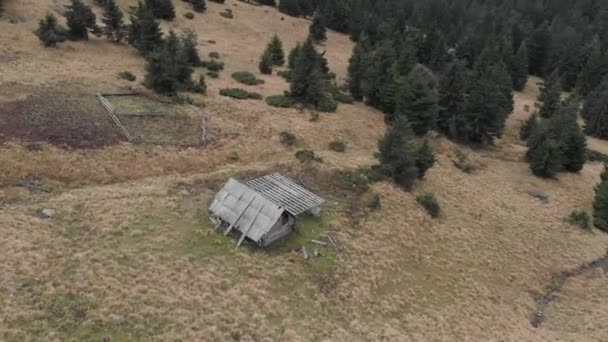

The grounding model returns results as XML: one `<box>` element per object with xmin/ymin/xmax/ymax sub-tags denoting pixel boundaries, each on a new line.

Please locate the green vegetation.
<box><xmin>219</xmin><ymin>9</ymin><xmax>233</xmax><ymax>19</ymax></box>
<box><xmin>416</xmin><ymin>193</ymin><xmax>441</xmax><ymax>218</ymax></box>
<box><xmin>266</xmin><ymin>94</ymin><xmax>297</xmax><ymax>108</ymax></box>
<box><xmin>568</xmin><ymin>210</ymin><xmax>591</xmax><ymax>229</ymax></box>
<box><xmin>295</xmin><ymin>149</ymin><xmax>316</xmax><ymax>163</ymax></box>
<box><xmin>328</xmin><ymin>140</ymin><xmax>346</xmax><ymax>152</ymax></box>
<box><xmin>118</xmin><ymin>71</ymin><xmax>136</xmax><ymax>81</ymax></box>
<box><xmin>219</xmin><ymin>88</ymin><xmax>263</xmax><ymax>100</ymax></box>
<box><xmin>35</xmin><ymin>14</ymin><xmax>67</xmax><ymax>47</ymax></box>
<box><xmin>279</xmin><ymin>131</ymin><xmax>296</xmax><ymax>146</ymax></box>
<box><xmin>452</xmin><ymin>149</ymin><xmax>475</xmax><ymax>174</ymax></box>
<box><xmin>201</xmin><ymin>59</ymin><xmax>225</xmax><ymax>71</ymax></box>
<box><xmin>593</xmin><ymin>166</ymin><xmax>608</xmax><ymax>232</ymax></box>
<box><xmin>231</xmin><ymin>71</ymin><xmax>264</xmax><ymax>85</ymax></box>
<box><xmin>64</xmin><ymin>0</ymin><xmax>98</xmax><ymax>40</ymax></box>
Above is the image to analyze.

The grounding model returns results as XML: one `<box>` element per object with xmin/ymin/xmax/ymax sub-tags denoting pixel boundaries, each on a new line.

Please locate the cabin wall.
<box><xmin>260</xmin><ymin>214</ymin><xmax>295</xmax><ymax>247</ymax></box>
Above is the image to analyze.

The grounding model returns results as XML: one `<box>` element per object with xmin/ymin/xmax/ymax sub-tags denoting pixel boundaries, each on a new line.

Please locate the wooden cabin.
<box><xmin>208</xmin><ymin>173</ymin><xmax>325</xmax><ymax>247</ymax></box>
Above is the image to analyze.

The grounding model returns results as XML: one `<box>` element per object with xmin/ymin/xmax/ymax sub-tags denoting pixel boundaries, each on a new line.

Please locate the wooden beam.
<box><xmin>236</xmin><ymin>204</ymin><xmax>264</xmax><ymax>247</ymax></box>
<box><xmin>224</xmin><ymin>195</ymin><xmax>255</xmax><ymax>236</ymax></box>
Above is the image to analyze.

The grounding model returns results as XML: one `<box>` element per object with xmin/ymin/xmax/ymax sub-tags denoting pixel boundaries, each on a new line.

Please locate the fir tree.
<box><xmin>378</xmin><ymin>117</ymin><xmax>419</xmax><ymax>191</ymax></box>
<box><xmin>583</xmin><ymin>77</ymin><xmax>608</xmax><ymax>138</ymax></box>
<box><xmin>309</xmin><ymin>13</ymin><xmax>327</xmax><ymax>43</ymax></box>
<box><xmin>259</xmin><ymin>49</ymin><xmax>273</xmax><ymax>74</ymax></box>
<box><xmin>266</xmin><ymin>35</ymin><xmax>285</xmax><ymax>66</ymax></box>
<box><xmin>527</xmin><ymin>22</ymin><xmax>551</xmax><ymax>76</ymax></box>
<box><xmin>128</xmin><ymin>2</ymin><xmax>163</xmax><ymax>56</ymax></box>
<box><xmin>347</xmin><ymin>35</ymin><xmax>368</xmax><ymax>100</ymax></box>
<box><xmin>191</xmin><ymin>0</ymin><xmax>206</xmax><ymax>13</ymax></box>
<box><xmin>145</xmin><ymin>0</ymin><xmax>175</xmax><ymax>20</ymax></box>
<box><xmin>392</xmin><ymin>64</ymin><xmax>438</xmax><ymax>136</ymax></box>
<box><xmin>593</xmin><ymin>166</ymin><xmax>608</xmax><ymax>232</ymax></box>
<box><xmin>102</xmin><ymin>0</ymin><xmax>125</xmax><ymax>42</ymax></box>
<box><xmin>278</xmin><ymin>0</ymin><xmax>300</xmax><ymax>17</ymax></box>
<box><xmin>64</xmin><ymin>0</ymin><xmax>98</xmax><ymax>40</ymax></box>
<box><xmin>546</xmin><ymin>104</ymin><xmax>587</xmax><ymax>173</ymax></box>
<box><xmin>35</xmin><ymin>14</ymin><xmax>66</xmax><ymax>47</ymax></box>
<box><xmin>525</xmin><ymin>128</ymin><xmax>563</xmax><ymax>178</ymax></box>
<box><xmin>437</xmin><ymin>61</ymin><xmax>468</xmax><ymax>139</ymax></box>
<box><xmin>287</xmin><ymin>43</ymin><xmax>301</xmax><ymax>70</ymax></box>
<box><xmin>415</xmin><ymin>138</ymin><xmax>435</xmax><ymax>179</ymax></box>
<box><xmin>144</xmin><ymin>30</ymin><xmax>194</xmax><ymax>94</ymax></box>
<box><xmin>361</xmin><ymin>39</ymin><xmax>397</xmax><ymax>111</ymax></box>
<box><xmin>538</xmin><ymin>71</ymin><xmax>561</xmax><ymax>118</ymax></box>
<box><xmin>179</xmin><ymin>30</ymin><xmax>201</xmax><ymax>66</ymax></box>
<box><xmin>290</xmin><ymin>38</ymin><xmax>324</xmax><ymax>106</ymax></box>
<box><xmin>577</xmin><ymin>38</ymin><xmax>608</xmax><ymax>96</ymax></box>
<box><xmin>511</xmin><ymin>42</ymin><xmax>529</xmax><ymax>91</ymax></box>
<box><xmin>258</xmin><ymin>0</ymin><xmax>275</xmax><ymax>6</ymax></box>
<box><xmin>520</xmin><ymin>112</ymin><xmax>540</xmax><ymax>141</ymax></box>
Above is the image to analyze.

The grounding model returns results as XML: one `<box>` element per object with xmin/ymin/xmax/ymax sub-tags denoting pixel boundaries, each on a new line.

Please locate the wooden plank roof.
<box><xmin>245</xmin><ymin>173</ymin><xmax>325</xmax><ymax>216</ymax></box>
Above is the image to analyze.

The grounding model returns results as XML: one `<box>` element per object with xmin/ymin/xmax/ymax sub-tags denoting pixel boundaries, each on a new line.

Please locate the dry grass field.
<box><xmin>1</xmin><ymin>0</ymin><xmax>608</xmax><ymax>341</ymax></box>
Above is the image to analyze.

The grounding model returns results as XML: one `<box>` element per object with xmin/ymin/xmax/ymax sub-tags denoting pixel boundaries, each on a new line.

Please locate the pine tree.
<box><xmin>290</xmin><ymin>38</ymin><xmax>324</xmax><ymax>106</ymax></box>
<box><xmin>546</xmin><ymin>104</ymin><xmax>587</xmax><ymax>173</ymax></box>
<box><xmin>527</xmin><ymin>22</ymin><xmax>551</xmax><ymax>76</ymax></box>
<box><xmin>361</xmin><ymin>39</ymin><xmax>397</xmax><ymax>110</ymax></box>
<box><xmin>258</xmin><ymin>0</ymin><xmax>275</xmax><ymax>6</ymax></box>
<box><xmin>179</xmin><ymin>30</ymin><xmax>201</xmax><ymax>66</ymax></box>
<box><xmin>266</xmin><ymin>35</ymin><xmax>285</xmax><ymax>66</ymax></box>
<box><xmin>347</xmin><ymin>35</ymin><xmax>369</xmax><ymax>100</ymax></box>
<box><xmin>144</xmin><ymin>30</ymin><xmax>193</xmax><ymax>94</ymax></box>
<box><xmin>392</xmin><ymin>64</ymin><xmax>438</xmax><ymax>135</ymax></box>
<box><xmin>437</xmin><ymin>61</ymin><xmax>468</xmax><ymax>139</ymax></box>
<box><xmin>511</xmin><ymin>42</ymin><xmax>529</xmax><ymax>91</ymax></box>
<box><xmin>378</xmin><ymin>117</ymin><xmax>419</xmax><ymax>191</ymax></box>
<box><xmin>102</xmin><ymin>0</ymin><xmax>125</xmax><ymax>42</ymax></box>
<box><xmin>145</xmin><ymin>0</ymin><xmax>175</xmax><ymax>20</ymax></box>
<box><xmin>525</xmin><ymin>128</ymin><xmax>563</xmax><ymax>178</ymax></box>
<box><xmin>259</xmin><ymin>49</ymin><xmax>273</xmax><ymax>74</ymax></box>
<box><xmin>538</xmin><ymin>71</ymin><xmax>561</xmax><ymax>118</ymax></box>
<box><xmin>583</xmin><ymin>77</ymin><xmax>608</xmax><ymax>138</ymax></box>
<box><xmin>309</xmin><ymin>13</ymin><xmax>327</xmax><ymax>43</ymax></box>
<box><xmin>287</xmin><ymin>43</ymin><xmax>301</xmax><ymax>70</ymax></box>
<box><xmin>415</xmin><ymin>138</ymin><xmax>435</xmax><ymax>179</ymax></box>
<box><xmin>64</xmin><ymin>0</ymin><xmax>98</xmax><ymax>40</ymax></box>
<box><xmin>577</xmin><ymin>38</ymin><xmax>608</xmax><ymax>96</ymax></box>
<box><xmin>35</xmin><ymin>14</ymin><xmax>66</xmax><ymax>47</ymax></box>
<box><xmin>278</xmin><ymin>0</ymin><xmax>300</xmax><ymax>17</ymax></box>
<box><xmin>191</xmin><ymin>0</ymin><xmax>206</xmax><ymax>13</ymax></box>
<box><xmin>593</xmin><ymin>166</ymin><xmax>608</xmax><ymax>232</ymax></box>
<box><xmin>520</xmin><ymin>112</ymin><xmax>540</xmax><ymax>141</ymax></box>
<box><xmin>128</xmin><ymin>2</ymin><xmax>163</xmax><ymax>56</ymax></box>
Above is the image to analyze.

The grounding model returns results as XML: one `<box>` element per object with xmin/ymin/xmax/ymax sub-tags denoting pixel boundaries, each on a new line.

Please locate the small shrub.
<box><xmin>227</xmin><ymin>151</ymin><xmax>239</xmax><ymax>161</ymax></box>
<box><xmin>316</xmin><ymin>95</ymin><xmax>338</xmax><ymax>113</ymax></box>
<box><xmin>172</xmin><ymin>94</ymin><xmax>194</xmax><ymax>105</ymax></box>
<box><xmin>219</xmin><ymin>88</ymin><xmax>262</xmax><ymax>100</ymax></box>
<box><xmin>452</xmin><ymin>149</ymin><xmax>475</xmax><ymax>173</ymax></box>
<box><xmin>335</xmin><ymin>169</ymin><xmax>370</xmax><ymax>193</ymax></box>
<box><xmin>334</xmin><ymin>92</ymin><xmax>354</xmax><ymax>104</ymax></box>
<box><xmin>118</xmin><ymin>71</ymin><xmax>136</xmax><ymax>82</ymax></box>
<box><xmin>206</xmin><ymin>71</ymin><xmax>219</xmax><ymax>78</ymax></box>
<box><xmin>587</xmin><ymin>149</ymin><xmax>608</xmax><ymax>163</ymax></box>
<box><xmin>219</xmin><ymin>10</ymin><xmax>233</xmax><ymax>18</ymax></box>
<box><xmin>329</xmin><ymin>140</ymin><xmax>346</xmax><ymax>153</ymax></box>
<box><xmin>295</xmin><ymin>149</ymin><xmax>315</xmax><ymax>163</ymax></box>
<box><xmin>277</xmin><ymin>69</ymin><xmax>292</xmax><ymax>81</ymax></box>
<box><xmin>209</xmin><ymin>0</ymin><xmax>225</xmax><ymax>3</ymax></box>
<box><xmin>266</xmin><ymin>94</ymin><xmax>296</xmax><ymax>108</ymax></box>
<box><xmin>568</xmin><ymin>210</ymin><xmax>590</xmax><ymax>229</ymax></box>
<box><xmin>231</xmin><ymin>71</ymin><xmax>264</xmax><ymax>85</ymax></box>
<box><xmin>184</xmin><ymin>12</ymin><xmax>195</xmax><ymax>19</ymax></box>
<box><xmin>192</xmin><ymin>74</ymin><xmax>207</xmax><ymax>94</ymax></box>
<box><xmin>279</xmin><ymin>131</ymin><xmax>296</xmax><ymax>146</ymax></box>
<box><xmin>416</xmin><ymin>193</ymin><xmax>440</xmax><ymax>218</ymax></box>
<box><xmin>369</xmin><ymin>194</ymin><xmax>382</xmax><ymax>211</ymax></box>
<box><xmin>201</xmin><ymin>59</ymin><xmax>224</xmax><ymax>71</ymax></box>
<box><xmin>209</xmin><ymin>51</ymin><xmax>220</xmax><ymax>59</ymax></box>
<box><xmin>309</xmin><ymin>111</ymin><xmax>320</xmax><ymax>122</ymax></box>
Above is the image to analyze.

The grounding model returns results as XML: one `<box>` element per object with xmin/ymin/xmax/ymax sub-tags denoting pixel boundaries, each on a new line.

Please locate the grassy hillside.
<box><xmin>1</xmin><ymin>1</ymin><xmax>608</xmax><ymax>341</ymax></box>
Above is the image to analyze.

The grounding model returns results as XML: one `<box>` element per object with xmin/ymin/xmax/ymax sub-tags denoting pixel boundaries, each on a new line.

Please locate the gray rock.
<box><xmin>40</xmin><ymin>209</ymin><xmax>57</xmax><ymax>219</ymax></box>
<box><xmin>6</xmin><ymin>281</ymin><xmax>28</xmax><ymax>292</ymax></box>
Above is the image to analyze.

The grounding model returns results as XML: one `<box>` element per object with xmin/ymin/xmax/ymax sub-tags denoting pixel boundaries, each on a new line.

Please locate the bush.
<box><xmin>219</xmin><ymin>9</ymin><xmax>233</xmax><ymax>18</ymax></box>
<box><xmin>279</xmin><ymin>131</ymin><xmax>296</xmax><ymax>146</ymax></box>
<box><xmin>219</xmin><ymin>88</ymin><xmax>262</xmax><ymax>100</ymax></box>
<box><xmin>334</xmin><ymin>92</ymin><xmax>354</xmax><ymax>104</ymax></box>
<box><xmin>209</xmin><ymin>0</ymin><xmax>225</xmax><ymax>3</ymax></box>
<box><xmin>568</xmin><ymin>210</ymin><xmax>590</xmax><ymax>229</ymax></box>
<box><xmin>209</xmin><ymin>51</ymin><xmax>220</xmax><ymax>59</ymax></box>
<box><xmin>295</xmin><ymin>149</ymin><xmax>315</xmax><ymax>163</ymax></box>
<box><xmin>335</xmin><ymin>169</ymin><xmax>371</xmax><ymax>193</ymax></box>
<box><xmin>201</xmin><ymin>59</ymin><xmax>224</xmax><ymax>71</ymax></box>
<box><xmin>316</xmin><ymin>95</ymin><xmax>338</xmax><ymax>112</ymax></box>
<box><xmin>266</xmin><ymin>94</ymin><xmax>296</xmax><ymax>108</ymax></box>
<box><xmin>171</xmin><ymin>94</ymin><xmax>194</xmax><ymax>105</ymax></box>
<box><xmin>231</xmin><ymin>71</ymin><xmax>264</xmax><ymax>85</ymax></box>
<box><xmin>184</xmin><ymin>12</ymin><xmax>195</xmax><ymax>19</ymax></box>
<box><xmin>277</xmin><ymin>69</ymin><xmax>292</xmax><ymax>81</ymax></box>
<box><xmin>329</xmin><ymin>140</ymin><xmax>346</xmax><ymax>152</ymax></box>
<box><xmin>369</xmin><ymin>194</ymin><xmax>382</xmax><ymax>211</ymax></box>
<box><xmin>192</xmin><ymin>74</ymin><xmax>207</xmax><ymax>94</ymax></box>
<box><xmin>587</xmin><ymin>149</ymin><xmax>608</xmax><ymax>163</ymax></box>
<box><xmin>206</xmin><ymin>71</ymin><xmax>219</xmax><ymax>78</ymax></box>
<box><xmin>452</xmin><ymin>149</ymin><xmax>475</xmax><ymax>173</ymax></box>
<box><xmin>309</xmin><ymin>111</ymin><xmax>319</xmax><ymax>122</ymax></box>
<box><xmin>118</xmin><ymin>71</ymin><xmax>136</xmax><ymax>81</ymax></box>
<box><xmin>416</xmin><ymin>193</ymin><xmax>440</xmax><ymax>218</ymax></box>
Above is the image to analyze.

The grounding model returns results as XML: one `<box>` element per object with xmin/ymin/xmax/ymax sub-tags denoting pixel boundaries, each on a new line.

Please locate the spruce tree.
<box><xmin>538</xmin><ymin>71</ymin><xmax>561</xmax><ymax>118</ymax></box>
<box><xmin>191</xmin><ymin>0</ymin><xmax>206</xmax><ymax>13</ymax></box>
<box><xmin>520</xmin><ymin>112</ymin><xmax>540</xmax><ymax>141</ymax></box>
<box><xmin>593</xmin><ymin>166</ymin><xmax>608</xmax><ymax>232</ymax></box>
<box><xmin>361</xmin><ymin>39</ymin><xmax>397</xmax><ymax>110</ymax></box>
<box><xmin>278</xmin><ymin>0</ymin><xmax>300</xmax><ymax>17</ymax></box>
<box><xmin>378</xmin><ymin>117</ymin><xmax>419</xmax><ymax>191</ymax></box>
<box><xmin>128</xmin><ymin>2</ymin><xmax>163</xmax><ymax>56</ymax></box>
<box><xmin>415</xmin><ymin>138</ymin><xmax>435</xmax><ymax>179</ymax></box>
<box><xmin>577</xmin><ymin>38</ymin><xmax>608</xmax><ymax>96</ymax></box>
<box><xmin>102</xmin><ymin>0</ymin><xmax>125</xmax><ymax>42</ymax></box>
<box><xmin>437</xmin><ymin>61</ymin><xmax>468</xmax><ymax>139</ymax></box>
<box><xmin>546</xmin><ymin>104</ymin><xmax>587</xmax><ymax>173</ymax></box>
<box><xmin>179</xmin><ymin>30</ymin><xmax>201</xmax><ymax>66</ymax></box>
<box><xmin>259</xmin><ymin>50</ymin><xmax>273</xmax><ymax>74</ymax></box>
<box><xmin>347</xmin><ymin>35</ymin><xmax>368</xmax><ymax>100</ymax></box>
<box><xmin>266</xmin><ymin>35</ymin><xmax>285</xmax><ymax>66</ymax></box>
<box><xmin>525</xmin><ymin>128</ymin><xmax>563</xmax><ymax>178</ymax></box>
<box><xmin>583</xmin><ymin>77</ymin><xmax>608</xmax><ymax>138</ymax></box>
<box><xmin>145</xmin><ymin>0</ymin><xmax>175</xmax><ymax>21</ymax></box>
<box><xmin>511</xmin><ymin>42</ymin><xmax>529</xmax><ymax>91</ymax></box>
<box><xmin>527</xmin><ymin>22</ymin><xmax>551</xmax><ymax>76</ymax></box>
<box><xmin>290</xmin><ymin>38</ymin><xmax>324</xmax><ymax>106</ymax></box>
<box><xmin>64</xmin><ymin>0</ymin><xmax>98</xmax><ymax>40</ymax></box>
<box><xmin>392</xmin><ymin>64</ymin><xmax>438</xmax><ymax>135</ymax></box>
<box><xmin>144</xmin><ymin>30</ymin><xmax>193</xmax><ymax>94</ymax></box>
<box><xmin>35</xmin><ymin>14</ymin><xmax>66</xmax><ymax>47</ymax></box>
<box><xmin>287</xmin><ymin>43</ymin><xmax>301</xmax><ymax>70</ymax></box>
<box><xmin>309</xmin><ymin>13</ymin><xmax>327</xmax><ymax>43</ymax></box>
